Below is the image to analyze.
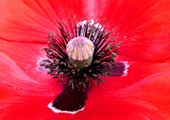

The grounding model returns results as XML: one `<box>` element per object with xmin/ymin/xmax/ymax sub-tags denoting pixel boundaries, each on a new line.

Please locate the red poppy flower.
<box><xmin>0</xmin><ymin>0</ymin><xmax>170</xmax><ymax>120</ymax></box>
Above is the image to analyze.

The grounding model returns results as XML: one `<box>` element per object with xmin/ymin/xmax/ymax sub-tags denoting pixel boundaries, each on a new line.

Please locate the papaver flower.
<box><xmin>0</xmin><ymin>0</ymin><xmax>170</xmax><ymax>120</ymax></box>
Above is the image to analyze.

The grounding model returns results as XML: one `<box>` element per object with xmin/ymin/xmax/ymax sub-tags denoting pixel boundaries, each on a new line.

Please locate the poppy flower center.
<box><xmin>37</xmin><ymin>20</ymin><xmax>128</xmax><ymax>114</ymax></box>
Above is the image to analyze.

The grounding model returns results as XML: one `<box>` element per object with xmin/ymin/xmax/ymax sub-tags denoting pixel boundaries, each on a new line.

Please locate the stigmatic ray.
<box><xmin>40</xmin><ymin>20</ymin><xmax>129</xmax><ymax>114</ymax></box>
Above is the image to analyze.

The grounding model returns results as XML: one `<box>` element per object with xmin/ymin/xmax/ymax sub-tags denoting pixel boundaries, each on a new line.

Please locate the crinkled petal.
<box><xmin>96</xmin><ymin>0</ymin><xmax>170</xmax><ymax>61</ymax></box>
<box><xmin>0</xmin><ymin>0</ymin><xmax>88</xmax><ymax>43</ymax></box>
<box><xmin>1</xmin><ymin>44</ymin><xmax>170</xmax><ymax>120</ymax></box>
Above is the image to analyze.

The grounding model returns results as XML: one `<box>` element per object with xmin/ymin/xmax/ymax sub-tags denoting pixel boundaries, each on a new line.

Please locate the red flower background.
<box><xmin>0</xmin><ymin>0</ymin><xmax>170</xmax><ymax>120</ymax></box>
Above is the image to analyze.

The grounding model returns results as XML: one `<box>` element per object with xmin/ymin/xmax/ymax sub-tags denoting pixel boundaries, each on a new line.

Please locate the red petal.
<box><xmin>0</xmin><ymin>41</ymin><xmax>59</xmax><ymax>97</ymax></box>
<box><xmin>97</xmin><ymin>0</ymin><xmax>170</xmax><ymax>61</ymax></box>
<box><xmin>1</xmin><ymin>41</ymin><xmax>170</xmax><ymax>119</ymax></box>
<box><xmin>0</xmin><ymin>0</ymin><xmax>169</xmax><ymax>61</ymax></box>
<box><xmin>0</xmin><ymin>0</ymin><xmax>87</xmax><ymax>43</ymax></box>
<box><xmin>2</xmin><ymin>68</ymin><xmax>170</xmax><ymax>120</ymax></box>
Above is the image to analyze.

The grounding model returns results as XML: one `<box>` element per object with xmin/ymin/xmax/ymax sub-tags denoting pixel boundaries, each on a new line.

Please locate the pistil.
<box><xmin>66</xmin><ymin>36</ymin><xmax>94</xmax><ymax>69</ymax></box>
